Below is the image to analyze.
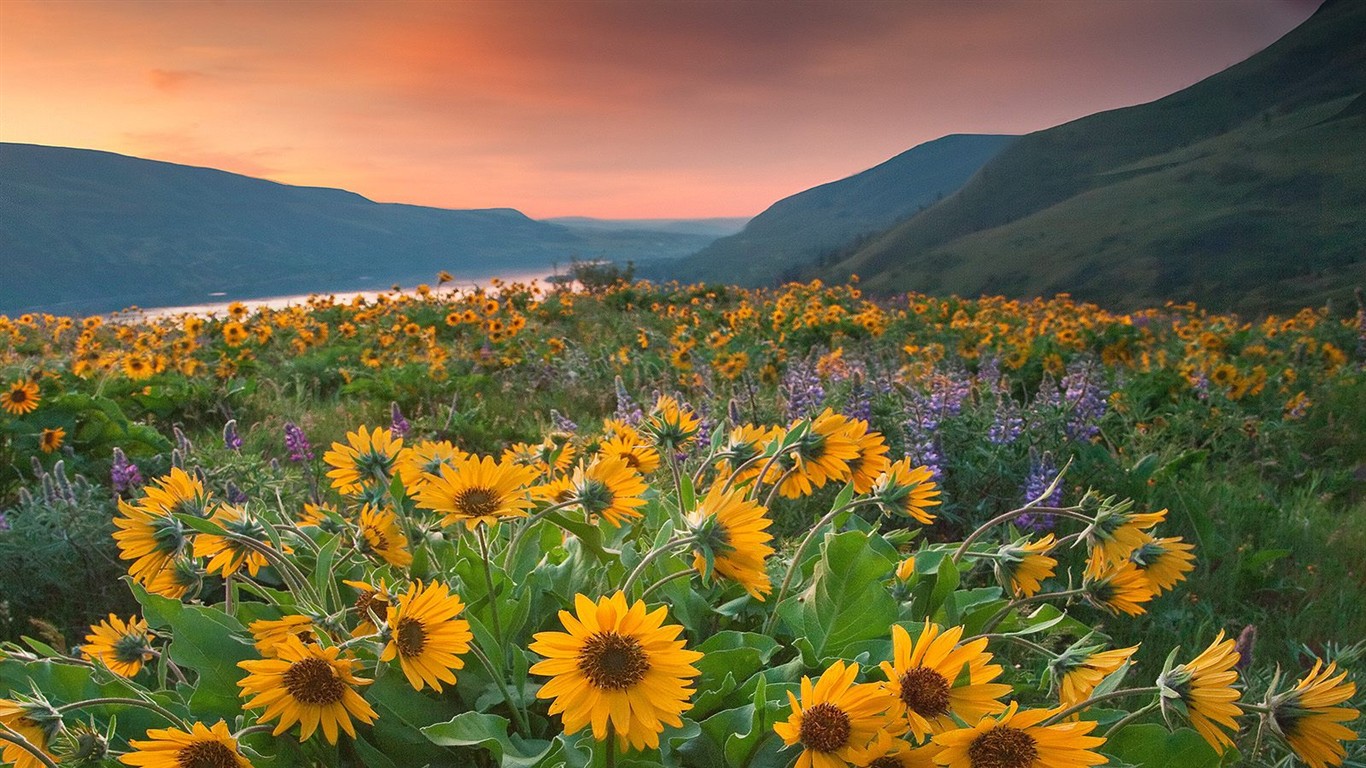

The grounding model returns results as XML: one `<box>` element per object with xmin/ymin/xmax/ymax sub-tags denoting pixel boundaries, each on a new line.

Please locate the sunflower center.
<box><xmin>396</xmin><ymin>617</ymin><xmax>427</xmax><ymax>657</ymax></box>
<box><xmin>868</xmin><ymin>758</ymin><xmax>902</xmax><ymax>768</ymax></box>
<box><xmin>113</xmin><ymin>633</ymin><xmax>149</xmax><ymax>663</ymax></box>
<box><xmin>967</xmin><ymin>725</ymin><xmax>1038</xmax><ymax>768</ymax></box>
<box><xmin>176</xmin><ymin>740</ymin><xmax>240</xmax><ymax>768</ymax></box>
<box><xmin>619</xmin><ymin>452</ymin><xmax>642</xmax><ymax>469</ymax></box>
<box><xmin>10</xmin><ymin>389</ymin><xmax>29</xmax><ymax>403</ymax></box>
<box><xmin>899</xmin><ymin>666</ymin><xmax>952</xmax><ymax>716</ymax></box>
<box><xmin>798</xmin><ymin>702</ymin><xmax>851</xmax><ymax>753</ymax></box>
<box><xmin>283</xmin><ymin>657</ymin><xmax>345</xmax><ymax>705</ymax></box>
<box><xmin>577</xmin><ymin>631</ymin><xmax>650</xmax><ymax>690</ymax></box>
<box><xmin>354</xmin><ymin>591</ymin><xmax>387</xmax><ymax>622</ymax></box>
<box><xmin>453</xmin><ymin>487</ymin><xmax>500</xmax><ymax>519</ymax></box>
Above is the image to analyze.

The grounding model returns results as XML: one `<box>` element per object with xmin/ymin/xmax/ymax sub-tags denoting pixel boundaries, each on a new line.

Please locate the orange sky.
<box><xmin>0</xmin><ymin>0</ymin><xmax>1318</xmax><ymax>218</ymax></box>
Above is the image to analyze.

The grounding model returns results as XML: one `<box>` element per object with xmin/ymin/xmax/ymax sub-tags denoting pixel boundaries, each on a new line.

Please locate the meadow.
<box><xmin>0</xmin><ymin>274</ymin><xmax>1362</xmax><ymax>768</ymax></box>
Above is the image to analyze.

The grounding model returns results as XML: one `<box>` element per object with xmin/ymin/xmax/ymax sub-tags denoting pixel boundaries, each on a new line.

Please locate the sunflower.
<box><xmin>846</xmin><ymin>422</ymin><xmax>892</xmax><ymax>495</ymax></box>
<box><xmin>237</xmin><ymin>636</ymin><xmax>377</xmax><ymax>744</ymax></box>
<box><xmin>142</xmin><ymin>556</ymin><xmax>204</xmax><ymax>600</ymax></box>
<box><xmin>193</xmin><ymin>504</ymin><xmax>281</xmax><ymax>578</ymax></box>
<box><xmin>81</xmin><ymin>614</ymin><xmax>155</xmax><ymax>677</ymax></box>
<box><xmin>122</xmin><ymin>354</ymin><xmax>155</xmax><ymax>380</ymax></box>
<box><xmin>119</xmin><ymin>721</ymin><xmax>254</xmax><ymax>768</ymax></box>
<box><xmin>598</xmin><ymin>435</ymin><xmax>662</xmax><ymax>475</ymax></box>
<box><xmin>774</xmin><ymin>660</ymin><xmax>892</xmax><ymax>768</ymax></box>
<box><xmin>878</xmin><ymin>623</ymin><xmax>1011</xmax><ymax>739</ymax></box>
<box><xmin>379</xmin><ymin>580</ymin><xmax>472</xmax><ymax>692</ymax></box>
<box><xmin>870</xmin><ymin>459</ymin><xmax>941</xmax><ymax>525</ymax></box>
<box><xmin>344</xmin><ymin>579</ymin><xmax>392</xmax><ymax>637</ymax></box>
<box><xmin>297</xmin><ymin>502</ymin><xmax>347</xmax><ymax>533</ymax></box>
<box><xmin>1050</xmin><ymin>642</ymin><xmax>1139</xmax><ymax>709</ymax></box>
<box><xmin>931</xmin><ymin>702</ymin><xmax>1107</xmax><ymax>768</ymax></box>
<box><xmin>249</xmin><ymin>615</ymin><xmax>319</xmax><ymax>658</ymax></box>
<box><xmin>641</xmin><ymin>395</ymin><xmax>701</xmax><ymax>450</ymax></box>
<box><xmin>779</xmin><ymin>409</ymin><xmax>861</xmax><ymax>499</ymax></box>
<box><xmin>850</xmin><ymin>728</ymin><xmax>941</xmax><ymax>768</ymax></box>
<box><xmin>38</xmin><ymin>427</ymin><xmax>65</xmax><ymax>453</ymax></box>
<box><xmin>565</xmin><ymin>456</ymin><xmax>648</xmax><ymax>527</ymax></box>
<box><xmin>139</xmin><ymin>467</ymin><xmax>215</xmax><ymax>518</ymax></box>
<box><xmin>1084</xmin><ymin>560</ymin><xmax>1155</xmax><ymax>617</ymax></box>
<box><xmin>412</xmin><ymin>454</ymin><xmax>539</xmax><ymax>530</ymax></box>
<box><xmin>529</xmin><ymin>592</ymin><xmax>703</xmax><ymax>752</ymax></box>
<box><xmin>1157</xmin><ymin>631</ymin><xmax>1242</xmax><ymax>753</ymax></box>
<box><xmin>1</xmin><ymin>379</ymin><xmax>40</xmax><ymax>415</ymax></box>
<box><xmin>357</xmin><ymin>505</ymin><xmax>412</xmax><ymax>568</ymax></box>
<box><xmin>113</xmin><ymin>499</ymin><xmax>190</xmax><ymax>587</ymax></box>
<box><xmin>686</xmin><ymin>483</ymin><xmax>775</xmax><ymax>599</ymax></box>
<box><xmin>0</xmin><ymin>698</ymin><xmax>57</xmax><ymax>768</ymax></box>
<box><xmin>713</xmin><ymin>424</ymin><xmax>782</xmax><ymax>485</ymax></box>
<box><xmin>1084</xmin><ymin>503</ymin><xmax>1166</xmax><ymax>576</ymax></box>
<box><xmin>395</xmin><ymin>440</ymin><xmax>469</xmax><ymax>492</ymax></box>
<box><xmin>1127</xmin><ymin>535</ymin><xmax>1195</xmax><ymax>594</ymax></box>
<box><xmin>1269</xmin><ymin>659</ymin><xmax>1358</xmax><ymax>768</ymax></box>
<box><xmin>994</xmin><ymin>535</ymin><xmax>1057</xmax><ymax>598</ymax></box>
<box><xmin>323</xmin><ymin>426</ymin><xmax>404</xmax><ymax>495</ymax></box>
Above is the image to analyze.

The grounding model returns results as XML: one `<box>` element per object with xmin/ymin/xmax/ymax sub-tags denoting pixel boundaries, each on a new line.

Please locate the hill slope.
<box><xmin>655</xmin><ymin>134</ymin><xmax>1015</xmax><ymax>285</ymax></box>
<box><xmin>0</xmin><ymin>145</ymin><xmax>716</xmax><ymax>314</ymax></box>
<box><xmin>829</xmin><ymin>0</ymin><xmax>1366</xmax><ymax>314</ymax></box>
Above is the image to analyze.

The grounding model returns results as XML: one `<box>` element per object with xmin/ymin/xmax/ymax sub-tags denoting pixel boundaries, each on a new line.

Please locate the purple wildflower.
<box><xmin>1062</xmin><ymin>359</ymin><xmax>1108</xmax><ymax>442</ymax></box>
<box><xmin>551</xmin><ymin>409</ymin><xmax>578</xmax><ymax>433</ymax></box>
<box><xmin>226</xmin><ymin>481</ymin><xmax>249</xmax><ymax>505</ymax></box>
<box><xmin>284</xmin><ymin>422</ymin><xmax>314</xmax><ymax>462</ymax></box>
<box><xmin>613</xmin><ymin>376</ymin><xmax>644</xmax><ymax>425</ymax></box>
<box><xmin>1017</xmin><ymin>451</ymin><xmax>1063</xmax><ymax>531</ymax></box>
<box><xmin>223</xmin><ymin>419</ymin><xmax>243</xmax><ymax>451</ymax></box>
<box><xmin>110</xmin><ymin>447</ymin><xmax>142</xmax><ymax>494</ymax></box>
<box><xmin>782</xmin><ymin>357</ymin><xmax>825</xmax><ymax>420</ymax></box>
<box><xmin>389</xmin><ymin>402</ymin><xmax>411</xmax><ymax>439</ymax></box>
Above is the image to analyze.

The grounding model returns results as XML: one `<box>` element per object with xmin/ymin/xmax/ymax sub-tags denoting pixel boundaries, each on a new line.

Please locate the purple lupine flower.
<box><xmin>843</xmin><ymin>374</ymin><xmax>872</xmax><ymax>423</ymax></box>
<box><xmin>986</xmin><ymin>398</ymin><xmax>1023</xmax><ymax>445</ymax></box>
<box><xmin>727</xmin><ymin>398</ymin><xmax>742</xmax><ymax>425</ymax></box>
<box><xmin>173</xmin><ymin>425</ymin><xmax>193</xmax><ymax>456</ymax></box>
<box><xmin>976</xmin><ymin>355</ymin><xmax>1002</xmax><ymax>392</ymax></box>
<box><xmin>903</xmin><ymin>389</ymin><xmax>944</xmax><ymax>480</ymax></box>
<box><xmin>1062</xmin><ymin>359</ymin><xmax>1108</xmax><ymax>442</ymax></box>
<box><xmin>284</xmin><ymin>422</ymin><xmax>314</xmax><ymax>462</ymax></box>
<box><xmin>0</xmin><ymin>511</ymin><xmax>9</xmax><ymax>533</ymax></box>
<box><xmin>613</xmin><ymin>376</ymin><xmax>644</xmax><ymax>425</ymax></box>
<box><xmin>110</xmin><ymin>447</ymin><xmax>142</xmax><ymax>494</ymax></box>
<box><xmin>1017</xmin><ymin>451</ymin><xmax>1064</xmax><ymax>531</ymax></box>
<box><xmin>223</xmin><ymin>419</ymin><xmax>243</xmax><ymax>451</ymax></box>
<box><xmin>551</xmin><ymin>409</ymin><xmax>578</xmax><ymax>433</ymax></box>
<box><xmin>225</xmin><ymin>481</ymin><xmax>249</xmax><ymax>505</ymax></box>
<box><xmin>782</xmin><ymin>357</ymin><xmax>825</xmax><ymax>420</ymax></box>
<box><xmin>389</xmin><ymin>402</ymin><xmax>411</xmax><ymax>439</ymax></box>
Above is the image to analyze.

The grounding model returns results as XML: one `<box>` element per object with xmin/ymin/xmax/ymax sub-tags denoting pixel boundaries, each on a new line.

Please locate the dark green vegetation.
<box><xmin>826</xmin><ymin>0</ymin><xmax>1366</xmax><ymax>314</ymax></box>
<box><xmin>653</xmin><ymin>134</ymin><xmax>1014</xmax><ymax>286</ymax></box>
<box><xmin>0</xmin><ymin>144</ymin><xmax>720</xmax><ymax>314</ymax></box>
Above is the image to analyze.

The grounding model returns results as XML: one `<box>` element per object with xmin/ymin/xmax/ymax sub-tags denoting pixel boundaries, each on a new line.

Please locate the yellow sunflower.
<box><xmin>412</xmin><ymin>454</ymin><xmax>539</xmax><ymax>530</ymax></box>
<box><xmin>850</xmin><ymin>728</ymin><xmax>941</xmax><ymax>768</ymax></box>
<box><xmin>713</xmin><ymin>424</ymin><xmax>782</xmax><ymax>485</ymax></box>
<box><xmin>774</xmin><ymin>660</ymin><xmax>892</xmax><ymax>768</ymax></box>
<box><xmin>931</xmin><ymin>702</ymin><xmax>1107</xmax><ymax>768</ymax></box>
<box><xmin>845</xmin><ymin>420</ymin><xmax>892</xmax><ymax>495</ymax></box>
<box><xmin>1157</xmin><ymin>631</ymin><xmax>1243</xmax><ymax>753</ymax></box>
<box><xmin>529</xmin><ymin>592</ymin><xmax>703</xmax><ymax>752</ymax></box>
<box><xmin>38</xmin><ymin>427</ymin><xmax>65</xmax><ymax>453</ymax></box>
<box><xmin>344</xmin><ymin>579</ymin><xmax>392</xmax><ymax>637</ymax></box>
<box><xmin>142</xmin><ymin>556</ymin><xmax>204</xmax><ymax>600</ymax></box>
<box><xmin>686</xmin><ymin>483</ymin><xmax>775</xmax><ymax>600</ymax></box>
<box><xmin>113</xmin><ymin>500</ymin><xmax>190</xmax><ymax>587</ymax></box>
<box><xmin>1050</xmin><ymin>642</ymin><xmax>1139</xmax><ymax>709</ymax></box>
<box><xmin>323</xmin><ymin>425</ymin><xmax>403</xmax><ymax>495</ymax></box>
<box><xmin>871</xmin><ymin>459</ymin><xmax>941</xmax><ymax>525</ymax></box>
<box><xmin>139</xmin><ymin>467</ymin><xmax>215</xmax><ymax>518</ymax></box>
<box><xmin>1127</xmin><ymin>534</ymin><xmax>1195</xmax><ymax>594</ymax></box>
<box><xmin>237</xmin><ymin>636</ymin><xmax>377</xmax><ymax>744</ymax></box>
<box><xmin>357</xmin><ymin>505</ymin><xmax>412</xmax><ymax>568</ymax></box>
<box><xmin>0</xmin><ymin>379</ymin><xmax>40</xmax><ymax>415</ymax></box>
<box><xmin>598</xmin><ymin>435</ymin><xmax>662</xmax><ymax>475</ymax></box>
<box><xmin>779</xmin><ymin>409</ymin><xmax>861</xmax><ymax>499</ymax></box>
<box><xmin>1084</xmin><ymin>560</ymin><xmax>1155</xmax><ymax>617</ymax></box>
<box><xmin>994</xmin><ymin>535</ymin><xmax>1057</xmax><ymax>598</ymax></box>
<box><xmin>193</xmin><ymin>504</ymin><xmax>282</xmax><ymax>578</ymax></box>
<box><xmin>81</xmin><ymin>614</ymin><xmax>155</xmax><ymax>677</ymax></box>
<box><xmin>249</xmin><ymin>615</ymin><xmax>318</xmax><ymax>658</ymax></box>
<box><xmin>566</xmin><ymin>456</ymin><xmax>648</xmax><ymax>527</ymax></box>
<box><xmin>395</xmin><ymin>439</ymin><xmax>469</xmax><ymax>492</ymax></box>
<box><xmin>641</xmin><ymin>395</ymin><xmax>701</xmax><ymax>450</ymax></box>
<box><xmin>0</xmin><ymin>698</ymin><xmax>56</xmax><ymax>768</ymax></box>
<box><xmin>1084</xmin><ymin>503</ymin><xmax>1166</xmax><ymax>576</ymax></box>
<box><xmin>119</xmin><ymin>721</ymin><xmax>254</xmax><ymax>768</ymax></box>
<box><xmin>879</xmin><ymin>623</ymin><xmax>1011</xmax><ymax>739</ymax></box>
<box><xmin>379</xmin><ymin>580</ymin><xmax>472</xmax><ymax>692</ymax></box>
<box><xmin>296</xmin><ymin>502</ymin><xmax>347</xmax><ymax>533</ymax></box>
<box><xmin>1269</xmin><ymin>659</ymin><xmax>1358</xmax><ymax>768</ymax></box>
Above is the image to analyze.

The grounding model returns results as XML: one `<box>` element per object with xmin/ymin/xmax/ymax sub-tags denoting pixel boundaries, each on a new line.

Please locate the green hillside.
<box><xmin>652</xmin><ymin>134</ymin><xmax>1014</xmax><ymax>285</ymax></box>
<box><xmin>827</xmin><ymin>0</ymin><xmax>1365</xmax><ymax>314</ymax></box>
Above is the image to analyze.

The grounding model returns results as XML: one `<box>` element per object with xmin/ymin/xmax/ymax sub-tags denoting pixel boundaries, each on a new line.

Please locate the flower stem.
<box><xmin>57</xmin><ymin>697</ymin><xmax>190</xmax><ymax>729</ymax></box>
<box><xmin>468</xmin><ymin>643</ymin><xmax>530</xmax><ymax>734</ymax></box>
<box><xmin>1103</xmin><ymin>700</ymin><xmax>1159</xmax><ymax>736</ymax></box>
<box><xmin>952</xmin><ymin>506</ymin><xmax>1089</xmax><ymax>563</ymax></box>
<box><xmin>0</xmin><ymin>725</ymin><xmax>58</xmax><ymax>768</ymax></box>
<box><xmin>642</xmin><ymin>568</ymin><xmax>695</xmax><ymax>599</ymax></box>
<box><xmin>762</xmin><ymin>498</ymin><xmax>873</xmax><ymax>635</ymax></box>
<box><xmin>1040</xmin><ymin>686</ymin><xmax>1161</xmax><ymax>725</ymax></box>
<box><xmin>621</xmin><ymin>535</ymin><xmax>699</xmax><ymax>597</ymax></box>
<box><xmin>476</xmin><ymin>525</ymin><xmax>506</xmax><ymax>662</ymax></box>
<box><xmin>502</xmin><ymin>500</ymin><xmax>575</xmax><ymax>571</ymax></box>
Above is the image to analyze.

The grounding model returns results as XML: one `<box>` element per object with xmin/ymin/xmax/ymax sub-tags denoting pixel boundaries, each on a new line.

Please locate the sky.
<box><xmin>0</xmin><ymin>0</ymin><xmax>1320</xmax><ymax>219</ymax></box>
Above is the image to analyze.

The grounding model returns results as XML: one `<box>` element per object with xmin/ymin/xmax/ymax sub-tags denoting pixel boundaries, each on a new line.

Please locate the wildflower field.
<box><xmin>1</xmin><ymin>276</ymin><xmax>1363</xmax><ymax>768</ymax></box>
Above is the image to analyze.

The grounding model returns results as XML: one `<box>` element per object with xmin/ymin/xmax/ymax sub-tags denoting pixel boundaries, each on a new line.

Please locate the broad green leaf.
<box><xmin>423</xmin><ymin>711</ymin><xmax>553</xmax><ymax>767</ymax></box>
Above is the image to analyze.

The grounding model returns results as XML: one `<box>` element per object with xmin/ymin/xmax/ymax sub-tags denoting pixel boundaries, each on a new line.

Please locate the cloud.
<box><xmin>146</xmin><ymin>68</ymin><xmax>211</xmax><ymax>93</ymax></box>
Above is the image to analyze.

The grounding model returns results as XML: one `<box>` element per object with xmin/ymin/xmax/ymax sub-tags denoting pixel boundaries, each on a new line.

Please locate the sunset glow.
<box><xmin>0</xmin><ymin>0</ymin><xmax>1316</xmax><ymax>218</ymax></box>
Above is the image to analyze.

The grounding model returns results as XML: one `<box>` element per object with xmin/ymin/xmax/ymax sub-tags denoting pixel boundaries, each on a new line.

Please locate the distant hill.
<box><xmin>0</xmin><ymin>145</ymin><xmax>718</xmax><ymax>314</ymax></box>
<box><xmin>546</xmin><ymin>217</ymin><xmax>749</xmax><ymax>237</ymax></box>
<box><xmin>651</xmin><ymin>134</ymin><xmax>1015</xmax><ymax>285</ymax></box>
<box><xmin>825</xmin><ymin>0</ymin><xmax>1365</xmax><ymax>314</ymax></box>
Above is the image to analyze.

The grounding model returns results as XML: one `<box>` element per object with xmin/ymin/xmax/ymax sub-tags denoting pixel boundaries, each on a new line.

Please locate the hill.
<box><xmin>0</xmin><ymin>145</ymin><xmax>716</xmax><ymax>314</ymax></box>
<box><xmin>826</xmin><ymin>0</ymin><xmax>1366</xmax><ymax>314</ymax></box>
<box><xmin>652</xmin><ymin>134</ymin><xmax>1015</xmax><ymax>285</ymax></box>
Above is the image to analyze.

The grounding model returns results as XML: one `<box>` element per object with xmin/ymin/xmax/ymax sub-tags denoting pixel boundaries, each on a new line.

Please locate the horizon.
<box><xmin>1</xmin><ymin>0</ymin><xmax>1320</xmax><ymax>218</ymax></box>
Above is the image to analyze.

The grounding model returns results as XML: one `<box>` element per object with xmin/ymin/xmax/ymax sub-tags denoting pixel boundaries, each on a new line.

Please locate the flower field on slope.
<box><xmin>0</xmin><ymin>276</ymin><xmax>1363</xmax><ymax>767</ymax></box>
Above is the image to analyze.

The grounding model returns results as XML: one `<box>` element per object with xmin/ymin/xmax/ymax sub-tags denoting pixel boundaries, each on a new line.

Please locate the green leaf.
<box><xmin>780</xmin><ymin>530</ymin><xmax>899</xmax><ymax>664</ymax></box>
<box><xmin>1103</xmin><ymin>724</ymin><xmax>1225</xmax><ymax>768</ymax></box>
<box><xmin>423</xmin><ymin>711</ymin><xmax>553</xmax><ymax>767</ymax></box>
